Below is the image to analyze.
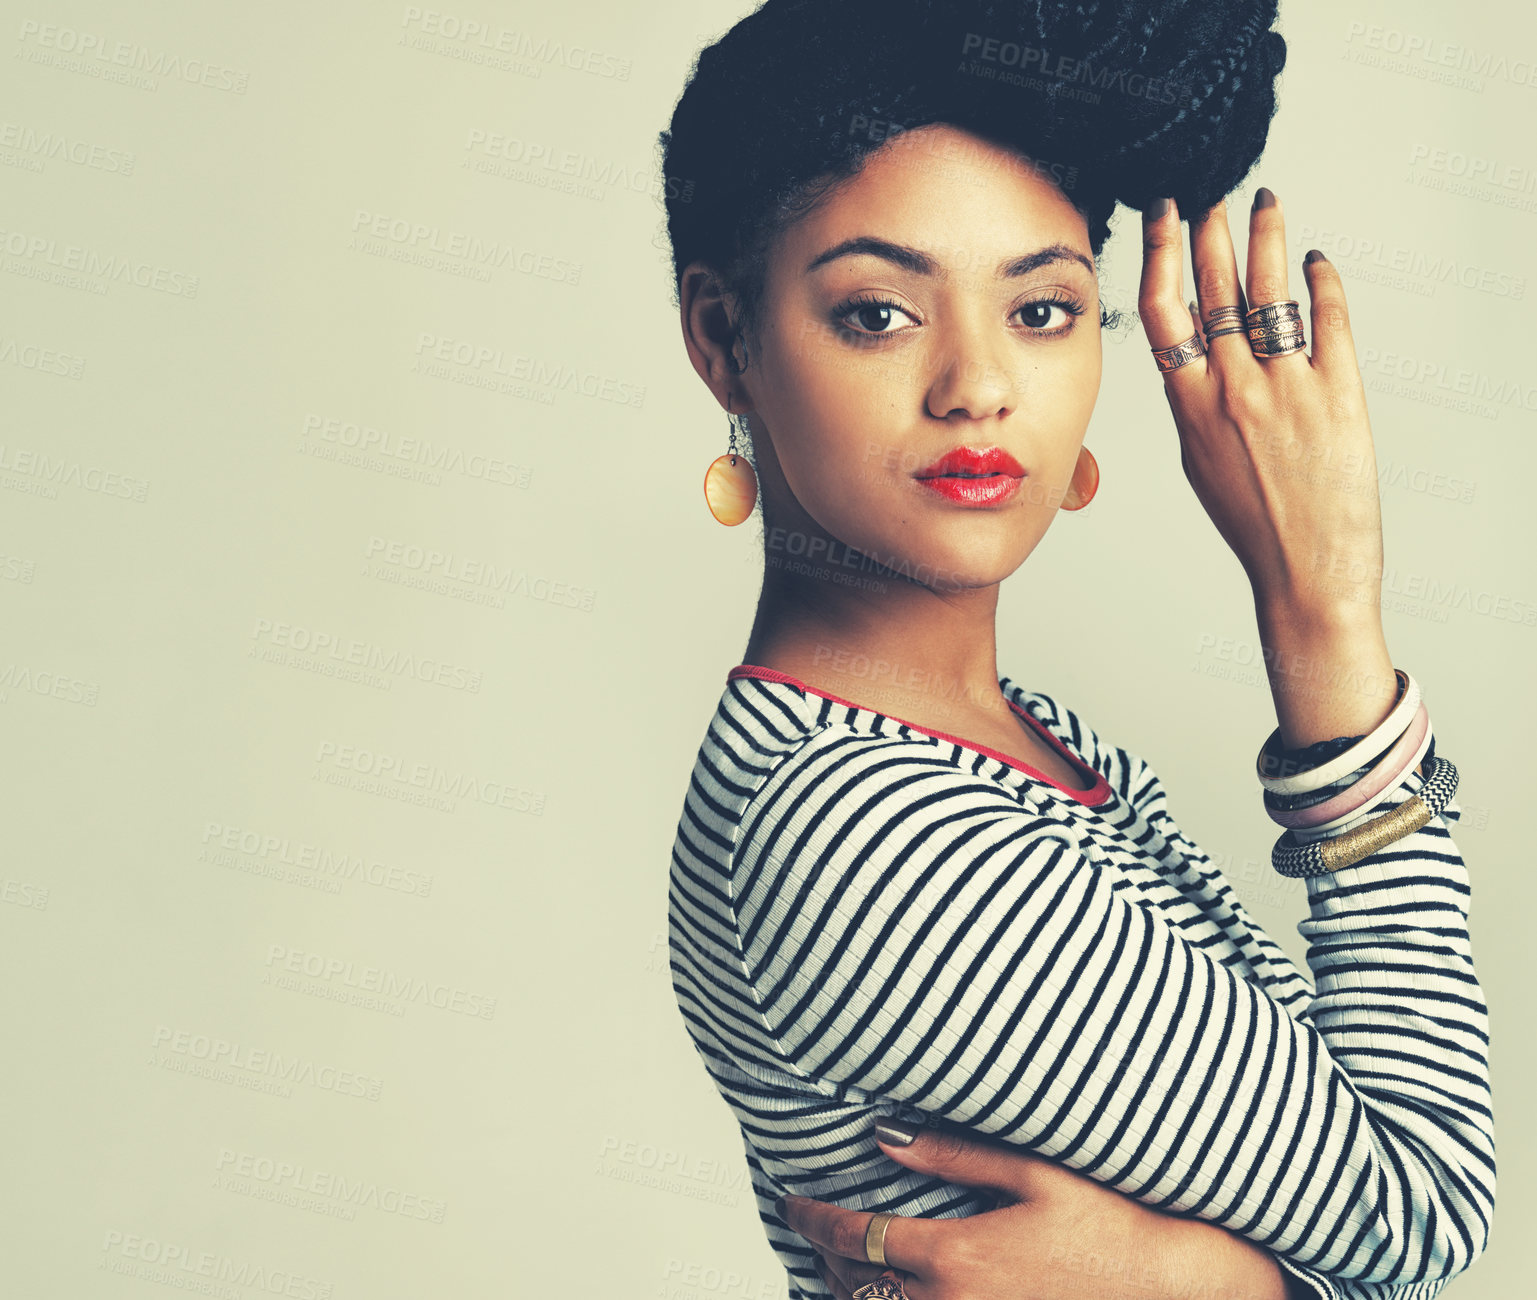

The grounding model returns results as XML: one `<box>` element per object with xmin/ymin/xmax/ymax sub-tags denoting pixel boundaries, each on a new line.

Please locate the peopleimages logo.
<box><xmin>149</xmin><ymin>1024</ymin><xmax>385</xmax><ymax>1100</ymax></box>
<box><xmin>99</xmin><ymin>1231</ymin><xmax>330</xmax><ymax>1300</ymax></box>
<box><xmin>349</xmin><ymin>209</ymin><xmax>582</xmax><ymax>284</ymax></box>
<box><xmin>959</xmin><ymin>32</ymin><xmax>1194</xmax><ymax>105</ymax></box>
<box><xmin>462</xmin><ymin>129</ymin><xmax>691</xmax><ymax>202</ymax></box>
<box><xmin>0</xmin><ymin>120</ymin><xmax>135</xmax><ymax>173</ymax></box>
<box><xmin>250</xmin><ymin>615</ymin><xmax>485</xmax><ymax>692</ymax></box>
<box><xmin>1344</xmin><ymin>20</ymin><xmax>1537</xmax><ymax>89</ymax></box>
<box><xmin>1296</xmin><ymin>225</ymin><xmax>1526</xmax><ymax>300</ymax></box>
<box><xmin>411</xmin><ymin>332</ymin><xmax>646</xmax><ymax>408</ymax></box>
<box><xmin>214</xmin><ymin>1148</ymin><xmax>448</xmax><ymax>1222</ymax></box>
<box><xmin>201</xmin><ymin>820</ymin><xmax>435</xmax><ymax>898</ymax></box>
<box><xmin>0</xmin><ymin>226</ymin><xmax>199</xmax><ymax>296</ymax></box>
<box><xmin>400</xmin><ymin>7</ymin><xmax>632</xmax><ymax>79</ymax></box>
<box><xmin>17</xmin><ymin>22</ymin><xmax>250</xmax><ymax>92</ymax></box>
<box><xmin>262</xmin><ymin>943</ymin><xmax>498</xmax><ymax>1020</ymax></box>
<box><xmin>1358</xmin><ymin>345</ymin><xmax>1537</xmax><ymax>420</ymax></box>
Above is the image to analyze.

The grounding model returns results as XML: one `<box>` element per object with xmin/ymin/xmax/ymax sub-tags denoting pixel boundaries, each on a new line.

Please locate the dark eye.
<box><xmin>852</xmin><ymin>303</ymin><xmax>896</xmax><ymax>332</ymax></box>
<box><xmin>1017</xmin><ymin>301</ymin><xmax>1075</xmax><ymax>331</ymax></box>
<box><xmin>834</xmin><ymin>298</ymin><xmax>919</xmax><ymax>336</ymax></box>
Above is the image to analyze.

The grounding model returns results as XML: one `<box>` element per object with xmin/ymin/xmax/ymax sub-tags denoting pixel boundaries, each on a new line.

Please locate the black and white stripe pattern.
<box><xmin>667</xmin><ymin>669</ymin><xmax>1495</xmax><ymax>1300</ymax></box>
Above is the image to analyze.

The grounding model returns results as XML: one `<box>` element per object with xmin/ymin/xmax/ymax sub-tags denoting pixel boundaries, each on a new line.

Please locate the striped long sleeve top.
<box><xmin>666</xmin><ymin>664</ymin><xmax>1495</xmax><ymax>1300</ymax></box>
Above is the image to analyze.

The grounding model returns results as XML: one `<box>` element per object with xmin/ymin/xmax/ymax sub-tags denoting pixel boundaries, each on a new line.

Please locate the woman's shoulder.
<box><xmin>707</xmin><ymin>666</ymin><xmax>1171</xmax><ymax>816</ymax></box>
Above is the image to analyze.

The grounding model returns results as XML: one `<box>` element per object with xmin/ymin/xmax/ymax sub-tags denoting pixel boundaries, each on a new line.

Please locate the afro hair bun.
<box><xmin>658</xmin><ymin>0</ymin><xmax>1286</xmax><ymax>299</ymax></box>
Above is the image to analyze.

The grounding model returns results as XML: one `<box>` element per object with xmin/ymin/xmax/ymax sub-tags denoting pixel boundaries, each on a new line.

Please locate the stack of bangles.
<box><xmin>1260</xmin><ymin>668</ymin><xmax>1460</xmax><ymax>878</ymax></box>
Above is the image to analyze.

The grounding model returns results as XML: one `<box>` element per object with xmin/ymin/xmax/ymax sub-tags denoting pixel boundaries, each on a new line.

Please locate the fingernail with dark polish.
<box><xmin>775</xmin><ymin>1194</ymin><xmax>788</xmax><ymax>1218</ymax></box>
<box><xmin>1304</xmin><ymin>248</ymin><xmax>1328</xmax><ymax>265</ymax></box>
<box><xmin>1253</xmin><ymin>187</ymin><xmax>1277</xmax><ymax>210</ymax></box>
<box><xmin>874</xmin><ymin>1116</ymin><xmax>921</xmax><ymax>1146</ymax></box>
<box><xmin>1146</xmin><ymin>197</ymin><xmax>1171</xmax><ymax>220</ymax></box>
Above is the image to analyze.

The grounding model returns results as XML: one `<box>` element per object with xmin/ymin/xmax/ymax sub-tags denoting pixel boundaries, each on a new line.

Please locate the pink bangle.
<box><xmin>1267</xmin><ymin>699</ymin><xmax>1430</xmax><ymax>830</ymax></box>
<box><xmin>1292</xmin><ymin>720</ymin><xmax>1436</xmax><ymax>842</ymax></box>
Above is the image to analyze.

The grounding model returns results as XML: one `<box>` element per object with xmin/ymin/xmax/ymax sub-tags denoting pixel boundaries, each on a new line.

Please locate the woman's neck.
<box><xmin>741</xmin><ymin>566</ymin><xmax>1010</xmax><ymax>724</ymax></box>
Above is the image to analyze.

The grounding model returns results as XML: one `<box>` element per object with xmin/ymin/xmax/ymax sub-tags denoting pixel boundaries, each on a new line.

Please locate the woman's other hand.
<box><xmin>780</xmin><ymin>1119</ymin><xmax>1297</xmax><ymax>1300</ymax></box>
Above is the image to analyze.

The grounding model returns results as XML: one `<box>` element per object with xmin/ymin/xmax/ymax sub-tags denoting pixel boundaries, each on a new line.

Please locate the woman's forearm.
<box><xmin>1252</xmin><ymin>593</ymin><xmax>1397</xmax><ymax>749</ymax></box>
<box><xmin>1155</xmin><ymin>1215</ymin><xmax>1309</xmax><ymax>1300</ymax></box>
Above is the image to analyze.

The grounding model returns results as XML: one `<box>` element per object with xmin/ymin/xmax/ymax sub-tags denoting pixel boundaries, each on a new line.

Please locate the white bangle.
<box><xmin>1256</xmin><ymin>669</ymin><xmax>1420</xmax><ymax>796</ymax></box>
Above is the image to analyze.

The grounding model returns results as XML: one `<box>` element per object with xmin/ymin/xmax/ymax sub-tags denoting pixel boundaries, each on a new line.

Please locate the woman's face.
<box><xmin>740</xmin><ymin>123</ymin><xmax>1103</xmax><ymax>592</ymax></box>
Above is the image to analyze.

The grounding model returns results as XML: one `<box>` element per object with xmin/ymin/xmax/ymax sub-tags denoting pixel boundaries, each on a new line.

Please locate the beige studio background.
<box><xmin>1</xmin><ymin>0</ymin><xmax>1530</xmax><ymax>1297</ymax></box>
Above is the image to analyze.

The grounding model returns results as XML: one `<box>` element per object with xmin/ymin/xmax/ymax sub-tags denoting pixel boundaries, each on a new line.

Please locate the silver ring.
<box><xmin>1203</xmin><ymin>304</ymin><xmax>1246</xmax><ymax>343</ymax></box>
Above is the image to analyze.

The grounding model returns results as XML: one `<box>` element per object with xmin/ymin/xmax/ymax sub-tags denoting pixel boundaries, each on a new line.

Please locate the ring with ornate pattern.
<box><xmin>852</xmin><ymin>1273</ymin><xmax>908</xmax><ymax>1300</ymax></box>
<box><xmin>1151</xmin><ymin>332</ymin><xmax>1206</xmax><ymax>373</ymax></box>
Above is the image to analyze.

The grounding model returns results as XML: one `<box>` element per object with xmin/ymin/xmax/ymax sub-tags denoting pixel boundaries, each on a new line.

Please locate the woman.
<box><xmin>658</xmin><ymin>3</ymin><xmax>1495</xmax><ymax>1299</ymax></box>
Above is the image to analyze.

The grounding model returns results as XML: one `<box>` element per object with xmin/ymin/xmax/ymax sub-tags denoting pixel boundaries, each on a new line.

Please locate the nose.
<box><xmin>924</xmin><ymin>320</ymin><xmax>1020</xmax><ymax>421</ymax></box>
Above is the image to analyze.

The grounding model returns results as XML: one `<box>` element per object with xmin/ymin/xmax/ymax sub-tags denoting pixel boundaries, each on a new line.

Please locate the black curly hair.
<box><xmin>656</xmin><ymin>0</ymin><xmax>1286</xmax><ymax>348</ymax></box>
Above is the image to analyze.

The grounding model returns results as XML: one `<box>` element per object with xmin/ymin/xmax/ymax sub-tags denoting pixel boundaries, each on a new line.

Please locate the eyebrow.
<box><xmin>804</xmin><ymin>236</ymin><xmax>1094</xmax><ymax>279</ymax></box>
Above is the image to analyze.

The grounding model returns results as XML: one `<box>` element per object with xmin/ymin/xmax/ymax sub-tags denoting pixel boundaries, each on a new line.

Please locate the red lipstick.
<box><xmin>913</xmin><ymin>445</ymin><xmax>1026</xmax><ymax>507</ymax></box>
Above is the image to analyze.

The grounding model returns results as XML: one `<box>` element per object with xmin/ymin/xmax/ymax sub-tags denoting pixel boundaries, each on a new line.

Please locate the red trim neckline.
<box><xmin>727</xmin><ymin>662</ymin><xmax>1113</xmax><ymax>807</ymax></box>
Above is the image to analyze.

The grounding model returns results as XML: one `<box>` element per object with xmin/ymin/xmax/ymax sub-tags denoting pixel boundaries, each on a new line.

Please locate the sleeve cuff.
<box><xmin>1275</xmin><ymin>1256</ymin><xmax>1339</xmax><ymax>1300</ymax></box>
<box><xmin>1272</xmin><ymin>1258</ymin><xmax>1454</xmax><ymax>1300</ymax></box>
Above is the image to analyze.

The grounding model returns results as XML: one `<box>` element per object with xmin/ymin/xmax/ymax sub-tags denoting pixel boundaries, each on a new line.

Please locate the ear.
<box><xmin>679</xmin><ymin>262</ymin><xmax>752</xmax><ymax>416</ymax></box>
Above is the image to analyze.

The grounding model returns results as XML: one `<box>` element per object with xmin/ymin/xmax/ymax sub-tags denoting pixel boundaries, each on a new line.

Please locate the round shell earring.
<box><xmin>1060</xmin><ymin>445</ymin><xmax>1099</xmax><ymax>511</ymax></box>
<box><xmin>704</xmin><ymin>413</ymin><xmax>759</xmax><ymax>526</ymax></box>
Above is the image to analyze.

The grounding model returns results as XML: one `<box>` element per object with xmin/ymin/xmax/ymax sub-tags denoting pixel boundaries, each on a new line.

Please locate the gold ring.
<box><xmin>865</xmin><ymin>1211</ymin><xmax>897</xmax><ymax>1266</ymax></box>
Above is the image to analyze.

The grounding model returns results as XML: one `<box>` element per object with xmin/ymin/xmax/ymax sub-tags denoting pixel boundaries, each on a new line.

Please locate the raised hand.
<box><xmin>1138</xmin><ymin>189</ymin><xmax>1381</xmax><ymax>613</ymax></box>
<box><xmin>1138</xmin><ymin>190</ymin><xmax>1398</xmax><ymax>748</ymax></box>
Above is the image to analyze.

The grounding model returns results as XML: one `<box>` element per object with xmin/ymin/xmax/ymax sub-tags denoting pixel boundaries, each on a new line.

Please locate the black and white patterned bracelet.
<box><xmin>1271</xmin><ymin>756</ymin><xmax>1460</xmax><ymax>878</ymax></box>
